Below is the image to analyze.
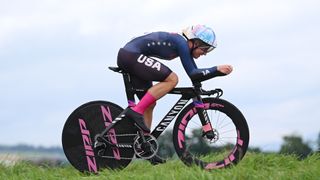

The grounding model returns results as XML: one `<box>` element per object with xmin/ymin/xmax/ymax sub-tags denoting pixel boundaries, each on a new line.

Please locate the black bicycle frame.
<box><xmin>111</xmin><ymin>67</ymin><xmax>220</xmax><ymax>139</ymax></box>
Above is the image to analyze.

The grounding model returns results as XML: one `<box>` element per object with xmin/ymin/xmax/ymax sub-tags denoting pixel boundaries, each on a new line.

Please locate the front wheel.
<box><xmin>173</xmin><ymin>98</ymin><xmax>249</xmax><ymax>170</ymax></box>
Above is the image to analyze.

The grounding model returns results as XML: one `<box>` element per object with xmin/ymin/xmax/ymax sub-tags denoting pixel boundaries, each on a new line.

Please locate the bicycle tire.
<box><xmin>62</xmin><ymin>101</ymin><xmax>136</xmax><ymax>173</ymax></box>
<box><xmin>173</xmin><ymin>98</ymin><xmax>249</xmax><ymax>170</ymax></box>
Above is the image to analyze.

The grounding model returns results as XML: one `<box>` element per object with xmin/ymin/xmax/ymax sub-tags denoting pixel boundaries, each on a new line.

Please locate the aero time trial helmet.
<box><xmin>182</xmin><ymin>25</ymin><xmax>217</xmax><ymax>52</ymax></box>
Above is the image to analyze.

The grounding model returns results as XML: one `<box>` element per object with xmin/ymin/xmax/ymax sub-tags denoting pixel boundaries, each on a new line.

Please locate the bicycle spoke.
<box><xmin>218</xmin><ymin>121</ymin><xmax>233</xmax><ymax>130</ymax></box>
<box><xmin>189</xmin><ymin>118</ymin><xmax>202</xmax><ymax>127</ymax></box>
<box><xmin>219</xmin><ymin>129</ymin><xmax>236</xmax><ymax>135</ymax></box>
<box><xmin>186</xmin><ymin>126</ymin><xmax>200</xmax><ymax>132</ymax></box>
<box><xmin>214</xmin><ymin>110</ymin><xmax>221</xmax><ymax>129</ymax></box>
<box><xmin>217</xmin><ymin>114</ymin><xmax>228</xmax><ymax>130</ymax></box>
<box><xmin>219</xmin><ymin>136</ymin><xmax>237</xmax><ymax>140</ymax></box>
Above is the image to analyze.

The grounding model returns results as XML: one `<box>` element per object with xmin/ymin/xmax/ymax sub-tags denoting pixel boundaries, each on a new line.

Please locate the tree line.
<box><xmin>0</xmin><ymin>144</ymin><xmax>64</xmax><ymax>154</ymax></box>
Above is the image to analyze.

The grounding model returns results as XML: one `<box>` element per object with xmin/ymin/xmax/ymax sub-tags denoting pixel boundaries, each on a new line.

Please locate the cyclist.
<box><xmin>117</xmin><ymin>25</ymin><xmax>233</xmax><ymax>164</ymax></box>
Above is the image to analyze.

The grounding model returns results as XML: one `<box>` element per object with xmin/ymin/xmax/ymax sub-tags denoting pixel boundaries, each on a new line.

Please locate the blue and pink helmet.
<box><xmin>182</xmin><ymin>25</ymin><xmax>217</xmax><ymax>52</ymax></box>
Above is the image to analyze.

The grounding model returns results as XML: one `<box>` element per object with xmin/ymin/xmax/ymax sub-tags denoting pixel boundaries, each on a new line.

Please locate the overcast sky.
<box><xmin>1</xmin><ymin>0</ymin><xmax>319</xmax><ymax>151</ymax></box>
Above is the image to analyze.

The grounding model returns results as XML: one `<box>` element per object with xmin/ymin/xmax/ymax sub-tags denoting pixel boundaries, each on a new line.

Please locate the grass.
<box><xmin>0</xmin><ymin>153</ymin><xmax>319</xmax><ymax>180</ymax></box>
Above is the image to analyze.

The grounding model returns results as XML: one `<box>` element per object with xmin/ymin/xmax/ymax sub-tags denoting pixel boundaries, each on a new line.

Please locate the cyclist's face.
<box><xmin>191</xmin><ymin>40</ymin><xmax>211</xmax><ymax>59</ymax></box>
<box><xmin>192</xmin><ymin>48</ymin><xmax>207</xmax><ymax>59</ymax></box>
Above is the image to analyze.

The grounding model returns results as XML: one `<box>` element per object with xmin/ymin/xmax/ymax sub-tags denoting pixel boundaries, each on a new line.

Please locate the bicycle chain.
<box><xmin>98</xmin><ymin>153</ymin><xmax>136</xmax><ymax>160</ymax></box>
<box><xmin>103</xmin><ymin>133</ymin><xmax>138</xmax><ymax>137</ymax></box>
<box><xmin>97</xmin><ymin>133</ymin><xmax>156</xmax><ymax>160</ymax></box>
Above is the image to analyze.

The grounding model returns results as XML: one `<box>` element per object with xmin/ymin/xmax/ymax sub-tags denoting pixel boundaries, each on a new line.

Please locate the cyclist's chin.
<box><xmin>193</xmin><ymin>54</ymin><xmax>200</xmax><ymax>59</ymax></box>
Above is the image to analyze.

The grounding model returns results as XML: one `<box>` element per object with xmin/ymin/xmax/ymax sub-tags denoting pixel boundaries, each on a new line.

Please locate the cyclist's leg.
<box><xmin>147</xmin><ymin>72</ymin><xmax>178</xmax><ymax>99</ymax></box>
<box><xmin>133</xmin><ymin>92</ymin><xmax>165</xmax><ymax>165</ymax></box>
<box><xmin>117</xmin><ymin>48</ymin><xmax>176</xmax><ymax>132</ymax></box>
<box><xmin>143</xmin><ymin>102</ymin><xmax>156</xmax><ymax>128</ymax></box>
<box><xmin>142</xmin><ymin>73</ymin><xmax>178</xmax><ymax>128</ymax></box>
<box><xmin>130</xmin><ymin>72</ymin><xmax>178</xmax><ymax>117</ymax></box>
<box><xmin>130</xmin><ymin>76</ymin><xmax>154</xmax><ymax>129</ymax></box>
<box><xmin>129</xmin><ymin>73</ymin><xmax>177</xmax><ymax>133</ymax></box>
<box><xmin>140</xmin><ymin>72</ymin><xmax>178</xmax><ymax>129</ymax></box>
<box><xmin>131</xmin><ymin>67</ymin><xmax>176</xmax><ymax>165</ymax></box>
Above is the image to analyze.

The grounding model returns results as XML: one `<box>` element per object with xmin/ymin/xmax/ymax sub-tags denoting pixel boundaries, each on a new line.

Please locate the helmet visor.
<box><xmin>198</xmin><ymin>45</ymin><xmax>215</xmax><ymax>53</ymax></box>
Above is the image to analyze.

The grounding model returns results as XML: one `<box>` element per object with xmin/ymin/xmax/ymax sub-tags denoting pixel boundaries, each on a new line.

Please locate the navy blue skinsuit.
<box><xmin>117</xmin><ymin>32</ymin><xmax>224</xmax><ymax>98</ymax></box>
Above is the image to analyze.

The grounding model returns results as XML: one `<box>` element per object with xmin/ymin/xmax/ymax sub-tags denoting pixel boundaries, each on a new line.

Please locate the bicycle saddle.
<box><xmin>108</xmin><ymin>66</ymin><xmax>123</xmax><ymax>73</ymax></box>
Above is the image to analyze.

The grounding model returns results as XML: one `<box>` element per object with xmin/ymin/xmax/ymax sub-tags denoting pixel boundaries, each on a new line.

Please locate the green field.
<box><xmin>1</xmin><ymin>153</ymin><xmax>319</xmax><ymax>180</ymax></box>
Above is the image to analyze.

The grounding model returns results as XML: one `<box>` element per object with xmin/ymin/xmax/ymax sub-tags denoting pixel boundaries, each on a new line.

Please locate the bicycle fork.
<box><xmin>193</xmin><ymin>97</ymin><xmax>218</xmax><ymax>141</ymax></box>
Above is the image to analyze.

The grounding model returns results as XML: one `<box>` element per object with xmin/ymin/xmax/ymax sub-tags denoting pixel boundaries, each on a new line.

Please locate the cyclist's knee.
<box><xmin>166</xmin><ymin>72</ymin><xmax>179</xmax><ymax>87</ymax></box>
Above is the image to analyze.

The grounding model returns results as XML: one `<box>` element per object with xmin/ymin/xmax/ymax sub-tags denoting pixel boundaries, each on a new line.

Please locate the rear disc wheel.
<box><xmin>62</xmin><ymin>101</ymin><xmax>136</xmax><ymax>173</ymax></box>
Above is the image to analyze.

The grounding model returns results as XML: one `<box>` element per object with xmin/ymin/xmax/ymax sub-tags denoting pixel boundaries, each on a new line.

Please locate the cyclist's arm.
<box><xmin>189</xmin><ymin>66</ymin><xmax>226</xmax><ymax>82</ymax></box>
<box><xmin>177</xmin><ymin>45</ymin><xmax>226</xmax><ymax>82</ymax></box>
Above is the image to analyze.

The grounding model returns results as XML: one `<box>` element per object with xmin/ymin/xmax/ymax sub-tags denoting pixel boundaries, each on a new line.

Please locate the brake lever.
<box><xmin>212</xmin><ymin>88</ymin><xmax>223</xmax><ymax>98</ymax></box>
<box><xmin>203</xmin><ymin>88</ymin><xmax>223</xmax><ymax>98</ymax></box>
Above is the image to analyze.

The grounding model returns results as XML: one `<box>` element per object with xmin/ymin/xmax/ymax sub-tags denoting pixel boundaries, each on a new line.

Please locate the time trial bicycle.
<box><xmin>62</xmin><ymin>66</ymin><xmax>249</xmax><ymax>173</ymax></box>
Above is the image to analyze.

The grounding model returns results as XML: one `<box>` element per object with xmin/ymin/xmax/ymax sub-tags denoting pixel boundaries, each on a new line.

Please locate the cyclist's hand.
<box><xmin>217</xmin><ymin>65</ymin><xmax>233</xmax><ymax>75</ymax></box>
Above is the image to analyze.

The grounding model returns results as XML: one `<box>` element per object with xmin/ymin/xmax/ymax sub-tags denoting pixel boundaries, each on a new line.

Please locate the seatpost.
<box><xmin>122</xmin><ymin>73</ymin><xmax>136</xmax><ymax>107</ymax></box>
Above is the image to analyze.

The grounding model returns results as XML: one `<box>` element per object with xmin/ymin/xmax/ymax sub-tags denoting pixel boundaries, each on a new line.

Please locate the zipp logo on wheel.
<box><xmin>101</xmin><ymin>105</ymin><xmax>121</xmax><ymax>160</ymax></box>
<box><xmin>78</xmin><ymin>118</ymin><xmax>98</xmax><ymax>173</ymax></box>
